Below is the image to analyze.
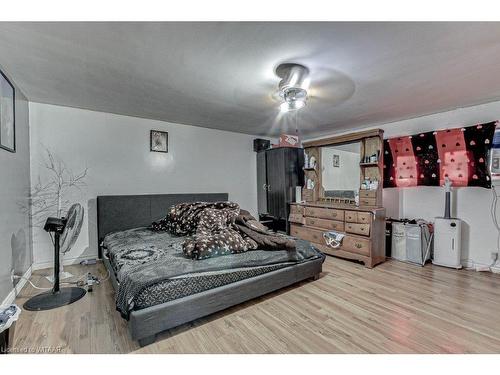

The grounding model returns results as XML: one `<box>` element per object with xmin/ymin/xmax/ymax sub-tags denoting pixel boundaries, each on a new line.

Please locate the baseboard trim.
<box><xmin>1</xmin><ymin>266</ymin><xmax>32</xmax><ymax>307</ymax></box>
<box><xmin>461</xmin><ymin>258</ymin><xmax>500</xmax><ymax>274</ymax></box>
<box><xmin>1</xmin><ymin>289</ymin><xmax>16</xmax><ymax>308</ymax></box>
<box><xmin>32</xmin><ymin>255</ymin><xmax>98</xmax><ymax>271</ymax></box>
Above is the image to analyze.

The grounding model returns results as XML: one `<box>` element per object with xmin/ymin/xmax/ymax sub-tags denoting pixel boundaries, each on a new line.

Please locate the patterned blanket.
<box><xmin>152</xmin><ymin>201</ymin><xmax>296</xmax><ymax>260</ymax></box>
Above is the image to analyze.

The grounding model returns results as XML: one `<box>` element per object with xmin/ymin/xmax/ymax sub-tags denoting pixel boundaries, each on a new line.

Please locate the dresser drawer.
<box><xmin>290</xmin><ymin>204</ymin><xmax>305</xmax><ymax>215</ymax></box>
<box><xmin>359</xmin><ymin>197</ymin><xmax>377</xmax><ymax>206</ymax></box>
<box><xmin>289</xmin><ymin>213</ymin><xmax>305</xmax><ymax>225</ymax></box>
<box><xmin>292</xmin><ymin>225</ymin><xmax>371</xmax><ymax>257</ymax></box>
<box><xmin>345</xmin><ymin>222</ymin><xmax>371</xmax><ymax>236</ymax></box>
<box><xmin>290</xmin><ymin>225</ymin><xmax>325</xmax><ymax>244</ymax></box>
<box><xmin>342</xmin><ymin>235</ymin><xmax>371</xmax><ymax>256</ymax></box>
<box><xmin>345</xmin><ymin>211</ymin><xmax>358</xmax><ymax>223</ymax></box>
<box><xmin>305</xmin><ymin>217</ymin><xmax>345</xmax><ymax>232</ymax></box>
<box><xmin>305</xmin><ymin>207</ymin><xmax>344</xmax><ymax>221</ymax></box>
<box><xmin>357</xmin><ymin>212</ymin><xmax>372</xmax><ymax>224</ymax></box>
<box><xmin>359</xmin><ymin>190</ymin><xmax>377</xmax><ymax>198</ymax></box>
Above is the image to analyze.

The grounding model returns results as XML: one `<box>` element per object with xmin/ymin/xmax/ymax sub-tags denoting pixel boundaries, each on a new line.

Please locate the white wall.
<box><xmin>0</xmin><ymin>68</ymin><xmax>32</xmax><ymax>304</ymax></box>
<box><xmin>29</xmin><ymin>103</ymin><xmax>258</xmax><ymax>267</ymax></box>
<box><xmin>308</xmin><ymin>99</ymin><xmax>500</xmax><ymax>271</ymax></box>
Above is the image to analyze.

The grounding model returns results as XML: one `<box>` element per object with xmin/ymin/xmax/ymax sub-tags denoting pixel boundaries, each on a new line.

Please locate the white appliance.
<box><xmin>295</xmin><ymin>186</ymin><xmax>302</xmax><ymax>203</ymax></box>
<box><xmin>432</xmin><ymin>218</ymin><xmax>462</xmax><ymax>269</ymax></box>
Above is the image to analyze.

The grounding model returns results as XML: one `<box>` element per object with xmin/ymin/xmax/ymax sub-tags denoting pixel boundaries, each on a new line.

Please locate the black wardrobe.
<box><xmin>256</xmin><ymin>147</ymin><xmax>304</xmax><ymax>232</ymax></box>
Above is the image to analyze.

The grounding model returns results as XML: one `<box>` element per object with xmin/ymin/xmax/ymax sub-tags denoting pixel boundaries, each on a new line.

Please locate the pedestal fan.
<box><xmin>23</xmin><ymin>204</ymin><xmax>86</xmax><ymax>311</ymax></box>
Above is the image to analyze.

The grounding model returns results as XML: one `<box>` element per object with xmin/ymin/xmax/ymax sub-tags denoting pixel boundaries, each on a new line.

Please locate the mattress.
<box><xmin>103</xmin><ymin>227</ymin><xmax>324</xmax><ymax>316</ymax></box>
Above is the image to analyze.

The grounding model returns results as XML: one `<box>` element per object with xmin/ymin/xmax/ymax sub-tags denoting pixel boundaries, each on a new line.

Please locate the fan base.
<box><xmin>23</xmin><ymin>287</ymin><xmax>86</xmax><ymax>311</ymax></box>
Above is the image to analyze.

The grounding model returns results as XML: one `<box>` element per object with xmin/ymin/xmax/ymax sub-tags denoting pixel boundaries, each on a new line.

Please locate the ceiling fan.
<box><xmin>275</xmin><ymin>63</ymin><xmax>310</xmax><ymax>112</ymax></box>
<box><xmin>273</xmin><ymin>62</ymin><xmax>355</xmax><ymax>115</ymax></box>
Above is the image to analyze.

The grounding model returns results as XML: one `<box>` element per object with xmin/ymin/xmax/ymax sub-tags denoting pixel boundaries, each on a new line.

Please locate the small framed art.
<box><xmin>0</xmin><ymin>69</ymin><xmax>15</xmax><ymax>153</ymax></box>
<box><xmin>332</xmin><ymin>154</ymin><xmax>340</xmax><ymax>167</ymax></box>
<box><xmin>150</xmin><ymin>130</ymin><xmax>168</xmax><ymax>153</ymax></box>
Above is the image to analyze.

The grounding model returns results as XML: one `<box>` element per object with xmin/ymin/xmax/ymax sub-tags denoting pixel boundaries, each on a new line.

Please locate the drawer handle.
<box><xmin>310</xmin><ymin>220</ymin><xmax>315</xmax><ymax>224</ymax></box>
<box><xmin>355</xmin><ymin>243</ymin><xmax>363</xmax><ymax>249</ymax></box>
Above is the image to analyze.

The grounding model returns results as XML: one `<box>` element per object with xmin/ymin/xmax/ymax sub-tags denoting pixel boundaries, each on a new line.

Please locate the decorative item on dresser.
<box><xmin>290</xmin><ymin>203</ymin><xmax>386</xmax><ymax>268</ymax></box>
<box><xmin>256</xmin><ymin>146</ymin><xmax>304</xmax><ymax>232</ymax></box>
<box><xmin>290</xmin><ymin>128</ymin><xmax>386</xmax><ymax>267</ymax></box>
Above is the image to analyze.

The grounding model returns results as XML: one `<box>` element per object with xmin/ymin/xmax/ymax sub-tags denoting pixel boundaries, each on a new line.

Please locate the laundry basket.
<box><xmin>405</xmin><ymin>223</ymin><xmax>432</xmax><ymax>265</ymax></box>
<box><xmin>391</xmin><ymin>222</ymin><xmax>407</xmax><ymax>261</ymax></box>
<box><xmin>391</xmin><ymin>221</ymin><xmax>433</xmax><ymax>266</ymax></box>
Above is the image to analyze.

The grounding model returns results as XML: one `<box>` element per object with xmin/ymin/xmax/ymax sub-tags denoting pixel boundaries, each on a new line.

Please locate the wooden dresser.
<box><xmin>290</xmin><ymin>202</ymin><xmax>386</xmax><ymax>268</ymax></box>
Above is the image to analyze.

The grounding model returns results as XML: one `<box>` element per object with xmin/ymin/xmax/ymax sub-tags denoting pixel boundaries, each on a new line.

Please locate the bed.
<box><xmin>97</xmin><ymin>193</ymin><xmax>324</xmax><ymax>347</ymax></box>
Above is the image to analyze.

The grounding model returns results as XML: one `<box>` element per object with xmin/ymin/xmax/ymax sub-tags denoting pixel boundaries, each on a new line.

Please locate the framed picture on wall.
<box><xmin>332</xmin><ymin>154</ymin><xmax>340</xmax><ymax>167</ymax></box>
<box><xmin>150</xmin><ymin>130</ymin><xmax>168</xmax><ymax>153</ymax></box>
<box><xmin>0</xmin><ymin>69</ymin><xmax>15</xmax><ymax>153</ymax></box>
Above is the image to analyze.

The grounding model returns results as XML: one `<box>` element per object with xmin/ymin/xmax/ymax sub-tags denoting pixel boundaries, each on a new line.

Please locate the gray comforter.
<box><xmin>103</xmin><ymin>227</ymin><xmax>323</xmax><ymax>318</ymax></box>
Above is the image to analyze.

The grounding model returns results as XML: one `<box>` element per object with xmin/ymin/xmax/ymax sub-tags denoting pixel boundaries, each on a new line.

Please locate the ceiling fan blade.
<box><xmin>308</xmin><ymin>67</ymin><xmax>355</xmax><ymax>105</ymax></box>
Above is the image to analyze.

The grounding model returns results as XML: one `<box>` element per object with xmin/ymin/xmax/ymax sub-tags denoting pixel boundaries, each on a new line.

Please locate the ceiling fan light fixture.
<box><xmin>280</xmin><ymin>95</ymin><xmax>307</xmax><ymax>112</ymax></box>
<box><xmin>276</xmin><ymin>63</ymin><xmax>310</xmax><ymax>91</ymax></box>
<box><xmin>276</xmin><ymin>63</ymin><xmax>310</xmax><ymax>112</ymax></box>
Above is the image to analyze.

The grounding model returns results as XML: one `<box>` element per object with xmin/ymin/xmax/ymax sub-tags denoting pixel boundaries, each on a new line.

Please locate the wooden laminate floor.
<box><xmin>12</xmin><ymin>256</ymin><xmax>500</xmax><ymax>354</ymax></box>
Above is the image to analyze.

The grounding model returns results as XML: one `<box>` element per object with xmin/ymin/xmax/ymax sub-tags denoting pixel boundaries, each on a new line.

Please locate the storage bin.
<box><xmin>390</xmin><ymin>221</ymin><xmax>432</xmax><ymax>266</ymax></box>
<box><xmin>0</xmin><ymin>304</ymin><xmax>20</xmax><ymax>354</ymax></box>
<box><xmin>391</xmin><ymin>222</ymin><xmax>407</xmax><ymax>261</ymax></box>
<box><xmin>405</xmin><ymin>223</ymin><xmax>432</xmax><ymax>265</ymax></box>
<box><xmin>386</xmin><ymin>218</ymin><xmax>404</xmax><ymax>257</ymax></box>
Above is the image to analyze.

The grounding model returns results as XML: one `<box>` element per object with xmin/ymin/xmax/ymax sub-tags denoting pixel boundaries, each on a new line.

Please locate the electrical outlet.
<box><xmin>10</xmin><ymin>269</ymin><xmax>15</xmax><ymax>283</ymax></box>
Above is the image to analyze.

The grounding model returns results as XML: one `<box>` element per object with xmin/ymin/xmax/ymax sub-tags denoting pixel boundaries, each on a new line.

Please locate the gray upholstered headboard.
<box><xmin>96</xmin><ymin>193</ymin><xmax>228</xmax><ymax>258</ymax></box>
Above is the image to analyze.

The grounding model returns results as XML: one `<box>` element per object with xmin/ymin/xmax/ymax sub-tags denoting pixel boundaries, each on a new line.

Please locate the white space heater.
<box><xmin>433</xmin><ymin>218</ymin><xmax>462</xmax><ymax>269</ymax></box>
<box><xmin>432</xmin><ymin>177</ymin><xmax>462</xmax><ymax>269</ymax></box>
<box><xmin>432</xmin><ymin>177</ymin><xmax>463</xmax><ymax>269</ymax></box>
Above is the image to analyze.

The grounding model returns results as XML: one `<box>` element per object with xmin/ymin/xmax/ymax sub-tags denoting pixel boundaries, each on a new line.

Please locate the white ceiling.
<box><xmin>1</xmin><ymin>22</ymin><xmax>500</xmax><ymax>137</ymax></box>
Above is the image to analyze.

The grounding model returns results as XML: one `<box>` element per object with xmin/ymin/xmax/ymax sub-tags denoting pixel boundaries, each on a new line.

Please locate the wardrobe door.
<box><xmin>266</xmin><ymin>148</ymin><xmax>286</xmax><ymax>220</ymax></box>
<box><xmin>256</xmin><ymin>151</ymin><xmax>268</xmax><ymax>215</ymax></box>
<box><xmin>284</xmin><ymin>147</ymin><xmax>305</xmax><ymax>204</ymax></box>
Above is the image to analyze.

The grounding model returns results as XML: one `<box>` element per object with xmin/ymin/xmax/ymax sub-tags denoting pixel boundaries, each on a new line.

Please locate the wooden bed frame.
<box><xmin>97</xmin><ymin>193</ymin><xmax>324</xmax><ymax>347</ymax></box>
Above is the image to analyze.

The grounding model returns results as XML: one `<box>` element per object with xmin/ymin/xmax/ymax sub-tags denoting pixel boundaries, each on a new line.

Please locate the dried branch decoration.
<box><xmin>19</xmin><ymin>147</ymin><xmax>88</xmax><ymax>227</ymax></box>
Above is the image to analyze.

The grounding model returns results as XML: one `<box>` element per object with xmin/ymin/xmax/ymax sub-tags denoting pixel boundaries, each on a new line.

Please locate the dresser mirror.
<box><xmin>320</xmin><ymin>141</ymin><xmax>361</xmax><ymax>202</ymax></box>
<box><xmin>302</xmin><ymin>129</ymin><xmax>384</xmax><ymax>207</ymax></box>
